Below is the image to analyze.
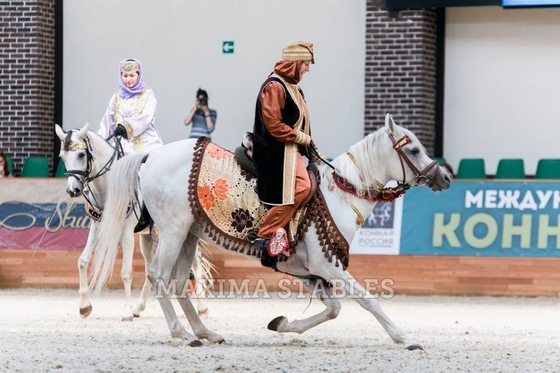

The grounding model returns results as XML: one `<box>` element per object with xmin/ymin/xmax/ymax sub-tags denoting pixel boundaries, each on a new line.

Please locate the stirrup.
<box><xmin>251</xmin><ymin>237</ymin><xmax>269</xmax><ymax>251</ymax></box>
<box><xmin>267</xmin><ymin>228</ymin><xmax>289</xmax><ymax>257</ymax></box>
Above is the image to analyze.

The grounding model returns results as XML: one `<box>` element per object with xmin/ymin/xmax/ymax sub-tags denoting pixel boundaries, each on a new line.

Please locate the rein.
<box><xmin>308</xmin><ymin>143</ymin><xmax>336</xmax><ymax>171</ymax></box>
<box><xmin>62</xmin><ymin>133</ymin><xmax>126</xmax><ymax>218</ymax></box>
<box><xmin>63</xmin><ymin>135</ymin><xmax>125</xmax><ymax>186</ymax></box>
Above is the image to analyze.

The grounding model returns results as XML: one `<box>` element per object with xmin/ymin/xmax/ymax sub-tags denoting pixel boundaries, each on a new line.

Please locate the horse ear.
<box><xmin>55</xmin><ymin>124</ymin><xmax>65</xmax><ymax>140</ymax></box>
<box><xmin>76</xmin><ymin>122</ymin><xmax>89</xmax><ymax>139</ymax></box>
<box><xmin>385</xmin><ymin>113</ymin><xmax>396</xmax><ymax>134</ymax></box>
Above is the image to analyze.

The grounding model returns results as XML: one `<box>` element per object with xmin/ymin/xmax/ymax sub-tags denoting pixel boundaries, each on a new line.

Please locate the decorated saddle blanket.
<box><xmin>192</xmin><ymin>139</ymin><xmax>263</xmax><ymax>237</ymax></box>
<box><xmin>188</xmin><ymin>138</ymin><xmax>304</xmax><ymax>258</ymax></box>
<box><xmin>188</xmin><ymin>138</ymin><xmax>350</xmax><ymax>268</ymax></box>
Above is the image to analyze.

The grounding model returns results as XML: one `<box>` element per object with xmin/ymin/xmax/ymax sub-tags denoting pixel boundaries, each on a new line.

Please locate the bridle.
<box><xmin>386</xmin><ymin>129</ymin><xmax>439</xmax><ymax>187</ymax></box>
<box><xmin>62</xmin><ymin>133</ymin><xmax>124</xmax><ymax>187</ymax></box>
<box><xmin>61</xmin><ymin>131</ymin><xmax>125</xmax><ymax>217</ymax></box>
<box><xmin>330</xmin><ymin>129</ymin><xmax>441</xmax><ymax>225</ymax></box>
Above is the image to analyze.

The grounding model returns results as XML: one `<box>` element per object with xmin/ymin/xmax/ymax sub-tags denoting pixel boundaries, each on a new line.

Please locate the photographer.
<box><xmin>184</xmin><ymin>88</ymin><xmax>217</xmax><ymax>141</ymax></box>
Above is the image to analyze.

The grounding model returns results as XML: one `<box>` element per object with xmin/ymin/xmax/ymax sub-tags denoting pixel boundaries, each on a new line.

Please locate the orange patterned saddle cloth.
<box><xmin>191</xmin><ymin>141</ymin><xmax>265</xmax><ymax>244</ymax></box>
<box><xmin>188</xmin><ymin>139</ymin><xmax>309</xmax><ymax>257</ymax></box>
<box><xmin>188</xmin><ymin>138</ymin><xmax>350</xmax><ymax>267</ymax></box>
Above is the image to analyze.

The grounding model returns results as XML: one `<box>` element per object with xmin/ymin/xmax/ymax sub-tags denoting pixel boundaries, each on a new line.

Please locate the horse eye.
<box><xmin>410</xmin><ymin>147</ymin><xmax>420</xmax><ymax>155</ymax></box>
<box><xmin>78</xmin><ymin>152</ymin><xmax>86</xmax><ymax>158</ymax></box>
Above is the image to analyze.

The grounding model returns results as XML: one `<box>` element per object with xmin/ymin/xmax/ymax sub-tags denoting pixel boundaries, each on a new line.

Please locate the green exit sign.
<box><xmin>222</xmin><ymin>41</ymin><xmax>234</xmax><ymax>54</ymax></box>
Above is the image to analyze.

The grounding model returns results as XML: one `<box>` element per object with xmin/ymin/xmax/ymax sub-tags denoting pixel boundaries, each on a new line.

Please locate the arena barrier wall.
<box><xmin>1</xmin><ymin>178</ymin><xmax>560</xmax><ymax>296</ymax></box>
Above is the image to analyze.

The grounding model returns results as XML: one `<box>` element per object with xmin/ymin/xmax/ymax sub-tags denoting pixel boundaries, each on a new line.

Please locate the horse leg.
<box><xmin>77</xmin><ymin>222</ymin><xmax>98</xmax><ymax>318</ymax></box>
<box><xmin>148</xmin><ymin>232</ymin><xmax>200</xmax><ymax>346</ymax></box>
<box><xmin>321</xmin><ymin>265</ymin><xmax>422</xmax><ymax>350</ymax></box>
<box><xmin>192</xmin><ymin>241</ymin><xmax>209</xmax><ymax>317</ymax></box>
<box><xmin>174</xmin><ymin>235</ymin><xmax>224</xmax><ymax>344</ymax></box>
<box><xmin>267</xmin><ymin>277</ymin><xmax>341</xmax><ymax>334</ymax></box>
<box><xmin>313</xmin><ymin>258</ymin><xmax>422</xmax><ymax>350</ymax></box>
<box><xmin>131</xmin><ymin>232</ymin><xmax>154</xmax><ymax>318</ymax></box>
<box><xmin>119</xmin><ymin>223</ymin><xmax>135</xmax><ymax>321</ymax></box>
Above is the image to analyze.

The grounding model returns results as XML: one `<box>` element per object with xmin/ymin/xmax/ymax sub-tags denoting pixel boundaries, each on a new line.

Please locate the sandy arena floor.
<box><xmin>1</xmin><ymin>288</ymin><xmax>559</xmax><ymax>373</ymax></box>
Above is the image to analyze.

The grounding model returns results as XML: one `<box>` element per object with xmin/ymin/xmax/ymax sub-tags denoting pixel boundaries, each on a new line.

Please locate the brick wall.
<box><xmin>0</xmin><ymin>0</ymin><xmax>56</xmax><ymax>176</ymax></box>
<box><xmin>365</xmin><ymin>0</ymin><xmax>438</xmax><ymax>155</ymax></box>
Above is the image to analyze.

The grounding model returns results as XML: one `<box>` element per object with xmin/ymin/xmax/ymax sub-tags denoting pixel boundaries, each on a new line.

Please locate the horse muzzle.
<box><xmin>66</xmin><ymin>186</ymin><xmax>83</xmax><ymax>198</ymax></box>
<box><xmin>66</xmin><ymin>178</ymin><xmax>84</xmax><ymax>197</ymax></box>
<box><xmin>423</xmin><ymin>164</ymin><xmax>451</xmax><ymax>192</ymax></box>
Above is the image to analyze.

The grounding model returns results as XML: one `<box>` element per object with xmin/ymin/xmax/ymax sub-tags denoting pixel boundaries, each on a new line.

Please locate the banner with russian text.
<box><xmin>400</xmin><ymin>181</ymin><xmax>560</xmax><ymax>257</ymax></box>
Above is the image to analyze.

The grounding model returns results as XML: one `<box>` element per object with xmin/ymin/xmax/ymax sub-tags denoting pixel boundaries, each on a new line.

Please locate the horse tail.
<box><xmin>194</xmin><ymin>240</ymin><xmax>217</xmax><ymax>292</ymax></box>
<box><xmin>90</xmin><ymin>152</ymin><xmax>147</xmax><ymax>294</ymax></box>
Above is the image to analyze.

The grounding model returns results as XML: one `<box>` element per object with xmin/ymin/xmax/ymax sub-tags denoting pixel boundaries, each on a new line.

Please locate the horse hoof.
<box><xmin>406</xmin><ymin>344</ymin><xmax>424</xmax><ymax>351</ymax></box>
<box><xmin>267</xmin><ymin>316</ymin><xmax>287</xmax><ymax>331</ymax></box>
<box><xmin>189</xmin><ymin>339</ymin><xmax>203</xmax><ymax>347</ymax></box>
<box><xmin>121</xmin><ymin>315</ymin><xmax>134</xmax><ymax>322</ymax></box>
<box><xmin>205</xmin><ymin>334</ymin><xmax>226</xmax><ymax>344</ymax></box>
<box><xmin>80</xmin><ymin>305</ymin><xmax>93</xmax><ymax>318</ymax></box>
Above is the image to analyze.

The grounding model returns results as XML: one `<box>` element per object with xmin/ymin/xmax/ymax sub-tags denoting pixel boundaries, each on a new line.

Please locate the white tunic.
<box><xmin>98</xmin><ymin>88</ymin><xmax>163</xmax><ymax>154</ymax></box>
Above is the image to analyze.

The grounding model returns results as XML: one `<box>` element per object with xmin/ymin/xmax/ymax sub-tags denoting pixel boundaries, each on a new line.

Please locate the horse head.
<box><xmin>338</xmin><ymin>114</ymin><xmax>450</xmax><ymax>198</ymax></box>
<box><xmin>382</xmin><ymin>113</ymin><xmax>450</xmax><ymax>192</ymax></box>
<box><xmin>55</xmin><ymin>122</ymin><xmax>94</xmax><ymax>197</ymax></box>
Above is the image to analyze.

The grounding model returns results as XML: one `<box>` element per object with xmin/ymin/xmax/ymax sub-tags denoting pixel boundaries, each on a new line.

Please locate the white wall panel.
<box><xmin>63</xmin><ymin>0</ymin><xmax>365</xmax><ymax>158</ymax></box>
<box><xmin>445</xmin><ymin>6</ymin><xmax>560</xmax><ymax>175</ymax></box>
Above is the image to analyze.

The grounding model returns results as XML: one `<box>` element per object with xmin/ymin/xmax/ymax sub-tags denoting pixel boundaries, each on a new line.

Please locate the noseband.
<box><xmin>387</xmin><ymin>130</ymin><xmax>439</xmax><ymax>187</ymax></box>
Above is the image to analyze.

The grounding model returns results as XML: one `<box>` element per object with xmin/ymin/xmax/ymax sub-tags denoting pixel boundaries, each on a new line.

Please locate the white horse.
<box><xmin>55</xmin><ymin>123</ymin><xmax>212</xmax><ymax>320</ymax></box>
<box><xmin>89</xmin><ymin>114</ymin><xmax>450</xmax><ymax>349</ymax></box>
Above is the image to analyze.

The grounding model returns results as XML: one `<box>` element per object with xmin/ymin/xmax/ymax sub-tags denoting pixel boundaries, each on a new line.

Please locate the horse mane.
<box><xmin>331</xmin><ymin>128</ymin><xmax>393</xmax><ymax>196</ymax></box>
<box><xmin>85</xmin><ymin>131</ymin><xmax>111</xmax><ymax>159</ymax></box>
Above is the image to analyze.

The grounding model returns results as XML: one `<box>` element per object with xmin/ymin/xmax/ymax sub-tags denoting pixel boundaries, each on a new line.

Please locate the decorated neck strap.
<box><xmin>332</xmin><ymin>171</ymin><xmax>409</xmax><ymax>226</ymax></box>
<box><xmin>331</xmin><ymin>172</ymin><xmax>409</xmax><ymax>203</ymax></box>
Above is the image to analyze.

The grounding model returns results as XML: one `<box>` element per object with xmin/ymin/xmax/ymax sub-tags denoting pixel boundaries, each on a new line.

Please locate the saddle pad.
<box><xmin>189</xmin><ymin>139</ymin><xmax>266</xmax><ymax>255</ymax></box>
<box><xmin>188</xmin><ymin>138</ymin><xmax>346</xmax><ymax>264</ymax></box>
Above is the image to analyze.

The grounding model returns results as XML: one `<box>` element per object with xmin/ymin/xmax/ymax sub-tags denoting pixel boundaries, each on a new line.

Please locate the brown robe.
<box><xmin>252</xmin><ymin>62</ymin><xmax>311</xmax><ymax>205</ymax></box>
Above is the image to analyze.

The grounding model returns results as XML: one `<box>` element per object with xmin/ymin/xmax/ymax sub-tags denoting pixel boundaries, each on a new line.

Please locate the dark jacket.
<box><xmin>253</xmin><ymin>76</ymin><xmax>309</xmax><ymax>205</ymax></box>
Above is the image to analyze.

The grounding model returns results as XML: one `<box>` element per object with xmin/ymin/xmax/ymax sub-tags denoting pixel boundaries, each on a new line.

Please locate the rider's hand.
<box><xmin>114</xmin><ymin>124</ymin><xmax>128</xmax><ymax>139</ymax></box>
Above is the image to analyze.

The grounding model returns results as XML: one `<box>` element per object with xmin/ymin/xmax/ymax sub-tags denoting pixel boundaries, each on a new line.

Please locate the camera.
<box><xmin>198</xmin><ymin>97</ymin><xmax>208</xmax><ymax>107</ymax></box>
